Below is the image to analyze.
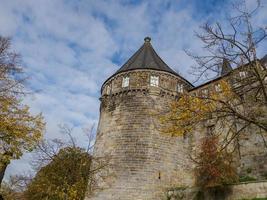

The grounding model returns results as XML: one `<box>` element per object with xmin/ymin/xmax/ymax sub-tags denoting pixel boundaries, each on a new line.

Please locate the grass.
<box><xmin>239</xmin><ymin>176</ymin><xmax>257</xmax><ymax>182</ymax></box>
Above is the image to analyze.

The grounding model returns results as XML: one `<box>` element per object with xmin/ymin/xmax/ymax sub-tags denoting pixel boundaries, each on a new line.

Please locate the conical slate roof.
<box><xmin>114</xmin><ymin>37</ymin><xmax>179</xmax><ymax>76</ymax></box>
<box><xmin>102</xmin><ymin>37</ymin><xmax>193</xmax><ymax>88</ymax></box>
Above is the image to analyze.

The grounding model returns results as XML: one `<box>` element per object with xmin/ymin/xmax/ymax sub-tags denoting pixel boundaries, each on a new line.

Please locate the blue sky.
<box><xmin>0</xmin><ymin>0</ymin><xmax>266</xmax><ymax>178</ymax></box>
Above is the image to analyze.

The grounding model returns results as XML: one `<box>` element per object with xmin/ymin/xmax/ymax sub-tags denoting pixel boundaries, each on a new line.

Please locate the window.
<box><xmin>177</xmin><ymin>84</ymin><xmax>184</xmax><ymax>93</ymax></box>
<box><xmin>150</xmin><ymin>75</ymin><xmax>159</xmax><ymax>87</ymax></box>
<box><xmin>122</xmin><ymin>76</ymin><xmax>129</xmax><ymax>87</ymax></box>
<box><xmin>202</xmin><ymin>89</ymin><xmax>208</xmax><ymax>97</ymax></box>
<box><xmin>215</xmin><ymin>84</ymin><xmax>222</xmax><ymax>92</ymax></box>
<box><xmin>106</xmin><ymin>85</ymin><xmax>111</xmax><ymax>94</ymax></box>
<box><xmin>207</xmin><ymin>125</ymin><xmax>215</xmax><ymax>136</ymax></box>
<box><xmin>239</xmin><ymin>71</ymin><xmax>247</xmax><ymax>79</ymax></box>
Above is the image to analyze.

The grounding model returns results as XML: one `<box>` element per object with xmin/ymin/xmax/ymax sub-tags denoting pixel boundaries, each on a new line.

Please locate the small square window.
<box><xmin>122</xmin><ymin>76</ymin><xmax>129</xmax><ymax>87</ymax></box>
<box><xmin>150</xmin><ymin>75</ymin><xmax>159</xmax><ymax>87</ymax></box>
<box><xmin>239</xmin><ymin>71</ymin><xmax>247</xmax><ymax>79</ymax></box>
<box><xmin>215</xmin><ymin>84</ymin><xmax>222</xmax><ymax>92</ymax></box>
<box><xmin>177</xmin><ymin>84</ymin><xmax>184</xmax><ymax>93</ymax></box>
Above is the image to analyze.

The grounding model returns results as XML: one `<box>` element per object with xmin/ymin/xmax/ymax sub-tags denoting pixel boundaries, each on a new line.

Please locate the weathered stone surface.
<box><xmin>87</xmin><ymin>66</ymin><xmax>267</xmax><ymax>199</ymax></box>
<box><xmin>88</xmin><ymin>70</ymin><xmax>194</xmax><ymax>200</ymax></box>
<box><xmin>167</xmin><ymin>181</ymin><xmax>267</xmax><ymax>200</ymax></box>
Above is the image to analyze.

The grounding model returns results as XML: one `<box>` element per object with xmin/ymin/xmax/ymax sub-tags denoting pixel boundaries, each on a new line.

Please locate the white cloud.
<box><xmin>1</xmin><ymin>0</ymin><xmax>267</xmax><ymax>178</ymax></box>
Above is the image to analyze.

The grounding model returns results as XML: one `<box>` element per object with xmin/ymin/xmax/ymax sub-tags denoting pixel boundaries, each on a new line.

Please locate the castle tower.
<box><xmin>90</xmin><ymin>37</ymin><xmax>194</xmax><ymax>200</ymax></box>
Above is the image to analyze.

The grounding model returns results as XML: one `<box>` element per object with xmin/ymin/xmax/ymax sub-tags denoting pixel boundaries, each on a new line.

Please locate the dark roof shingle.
<box><xmin>102</xmin><ymin>37</ymin><xmax>194</xmax><ymax>89</ymax></box>
<box><xmin>114</xmin><ymin>37</ymin><xmax>179</xmax><ymax>76</ymax></box>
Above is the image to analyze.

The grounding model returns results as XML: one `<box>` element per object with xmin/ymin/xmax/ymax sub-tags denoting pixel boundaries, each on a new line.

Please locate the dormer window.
<box><xmin>177</xmin><ymin>84</ymin><xmax>184</xmax><ymax>93</ymax></box>
<box><xmin>239</xmin><ymin>71</ymin><xmax>247</xmax><ymax>79</ymax></box>
<box><xmin>150</xmin><ymin>75</ymin><xmax>159</xmax><ymax>87</ymax></box>
<box><xmin>215</xmin><ymin>84</ymin><xmax>222</xmax><ymax>92</ymax></box>
<box><xmin>122</xmin><ymin>76</ymin><xmax>129</xmax><ymax>88</ymax></box>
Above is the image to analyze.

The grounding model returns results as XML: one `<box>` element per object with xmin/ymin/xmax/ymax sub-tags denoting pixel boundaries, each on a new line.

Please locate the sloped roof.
<box><xmin>103</xmin><ymin>37</ymin><xmax>193</xmax><ymax>87</ymax></box>
<box><xmin>114</xmin><ymin>37</ymin><xmax>179</xmax><ymax>76</ymax></box>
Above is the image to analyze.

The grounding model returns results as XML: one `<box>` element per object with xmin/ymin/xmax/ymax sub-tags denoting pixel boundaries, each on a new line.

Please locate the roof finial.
<box><xmin>144</xmin><ymin>36</ymin><xmax>151</xmax><ymax>43</ymax></box>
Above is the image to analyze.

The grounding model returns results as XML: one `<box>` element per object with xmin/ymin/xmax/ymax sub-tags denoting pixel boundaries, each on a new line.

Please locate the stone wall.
<box><xmin>188</xmin><ymin>70</ymin><xmax>267</xmax><ymax>180</ymax></box>
<box><xmin>88</xmin><ymin>70</ymin><xmax>194</xmax><ymax>200</ymax></box>
<box><xmin>167</xmin><ymin>181</ymin><xmax>267</xmax><ymax>200</ymax></box>
<box><xmin>101</xmin><ymin>69</ymin><xmax>193</xmax><ymax>96</ymax></box>
<box><xmin>88</xmin><ymin>67</ymin><xmax>267</xmax><ymax>200</ymax></box>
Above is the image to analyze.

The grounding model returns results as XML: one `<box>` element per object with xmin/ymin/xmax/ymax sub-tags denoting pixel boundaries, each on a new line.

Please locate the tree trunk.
<box><xmin>0</xmin><ymin>163</ymin><xmax>7</xmax><ymax>185</ymax></box>
<box><xmin>0</xmin><ymin>164</ymin><xmax>7</xmax><ymax>200</ymax></box>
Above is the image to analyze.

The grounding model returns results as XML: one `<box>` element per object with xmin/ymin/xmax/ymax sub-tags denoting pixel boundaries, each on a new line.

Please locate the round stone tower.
<box><xmin>89</xmin><ymin>37</ymin><xmax>194</xmax><ymax>200</ymax></box>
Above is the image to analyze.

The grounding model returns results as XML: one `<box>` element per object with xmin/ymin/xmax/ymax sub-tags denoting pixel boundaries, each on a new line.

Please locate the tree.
<box><xmin>0</xmin><ymin>36</ymin><xmax>45</xmax><ymax>189</ymax></box>
<box><xmin>185</xmin><ymin>0</ymin><xmax>267</xmax><ymax>136</ymax></box>
<box><xmin>23</xmin><ymin>125</ymin><xmax>108</xmax><ymax>200</ymax></box>
<box><xmin>162</xmin><ymin>79</ymin><xmax>266</xmax><ymax>146</ymax></box>
<box><xmin>161</xmin><ymin>0</ymin><xmax>267</xmax><ymax>188</ymax></box>
<box><xmin>163</xmin><ymin>0</ymin><xmax>266</xmax><ymax>145</ymax></box>
<box><xmin>195</xmin><ymin>135</ymin><xmax>237</xmax><ymax>188</ymax></box>
<box><xmin>0</xmin><ymin>175</ymin><xmax>30</xmax><ymax>200</ymax></box>
<box><xmin>24</xmin><ymin>146</ymin><xmax>92</xmax><ymax>200</ymax></box>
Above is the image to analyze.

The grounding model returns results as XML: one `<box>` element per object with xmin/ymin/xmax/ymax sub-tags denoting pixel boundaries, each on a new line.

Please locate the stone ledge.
<box><xmin>167</xmin><ymin>181</ymin><xmax>267</xmax><ymax>200</ymax></box>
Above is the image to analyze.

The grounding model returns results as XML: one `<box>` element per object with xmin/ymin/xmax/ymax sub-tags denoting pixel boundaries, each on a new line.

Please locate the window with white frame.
<box><xmin>177</xmin><ymin>84</ymin><xmax>184</xmax><ymax>93</ymax></box>
<box><xmin>239</xmin><ymin>71</ymin><xmax>247</xmax><ymax>79</ymax></box>
<box><xmin>122</xmin><ymin>76</ymin><xmax>129</xmax><ymax>87</ymax></box>
<box><xmin>215</xmin><ymin>83</ymin><xmax>222</xmax><ymax>92</ymax></box>
<box><xmin>150</xmin><ymin>75</ymin><xmax>159</xmax><ymax>87</ymax></box>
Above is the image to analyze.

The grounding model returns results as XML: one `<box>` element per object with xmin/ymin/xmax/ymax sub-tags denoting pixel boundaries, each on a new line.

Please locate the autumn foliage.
<box><xmin>161</xmin><ymin>80</ymin><xmax>237</xmax><ymax>137</ymax></box>
<box><xmin>24</xmin><ymin>147</ymin><xmax>92</xmax><ymax>200</ymax></box>
<box><xmin>0</xmin><ymin>36</ymin><xmax>45</xmax><ymax>188</ymax></box>
<box><xmin>195</xmin><ymin>135</ymin><xmax>237</xmax><ymax>188</ymax></box>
